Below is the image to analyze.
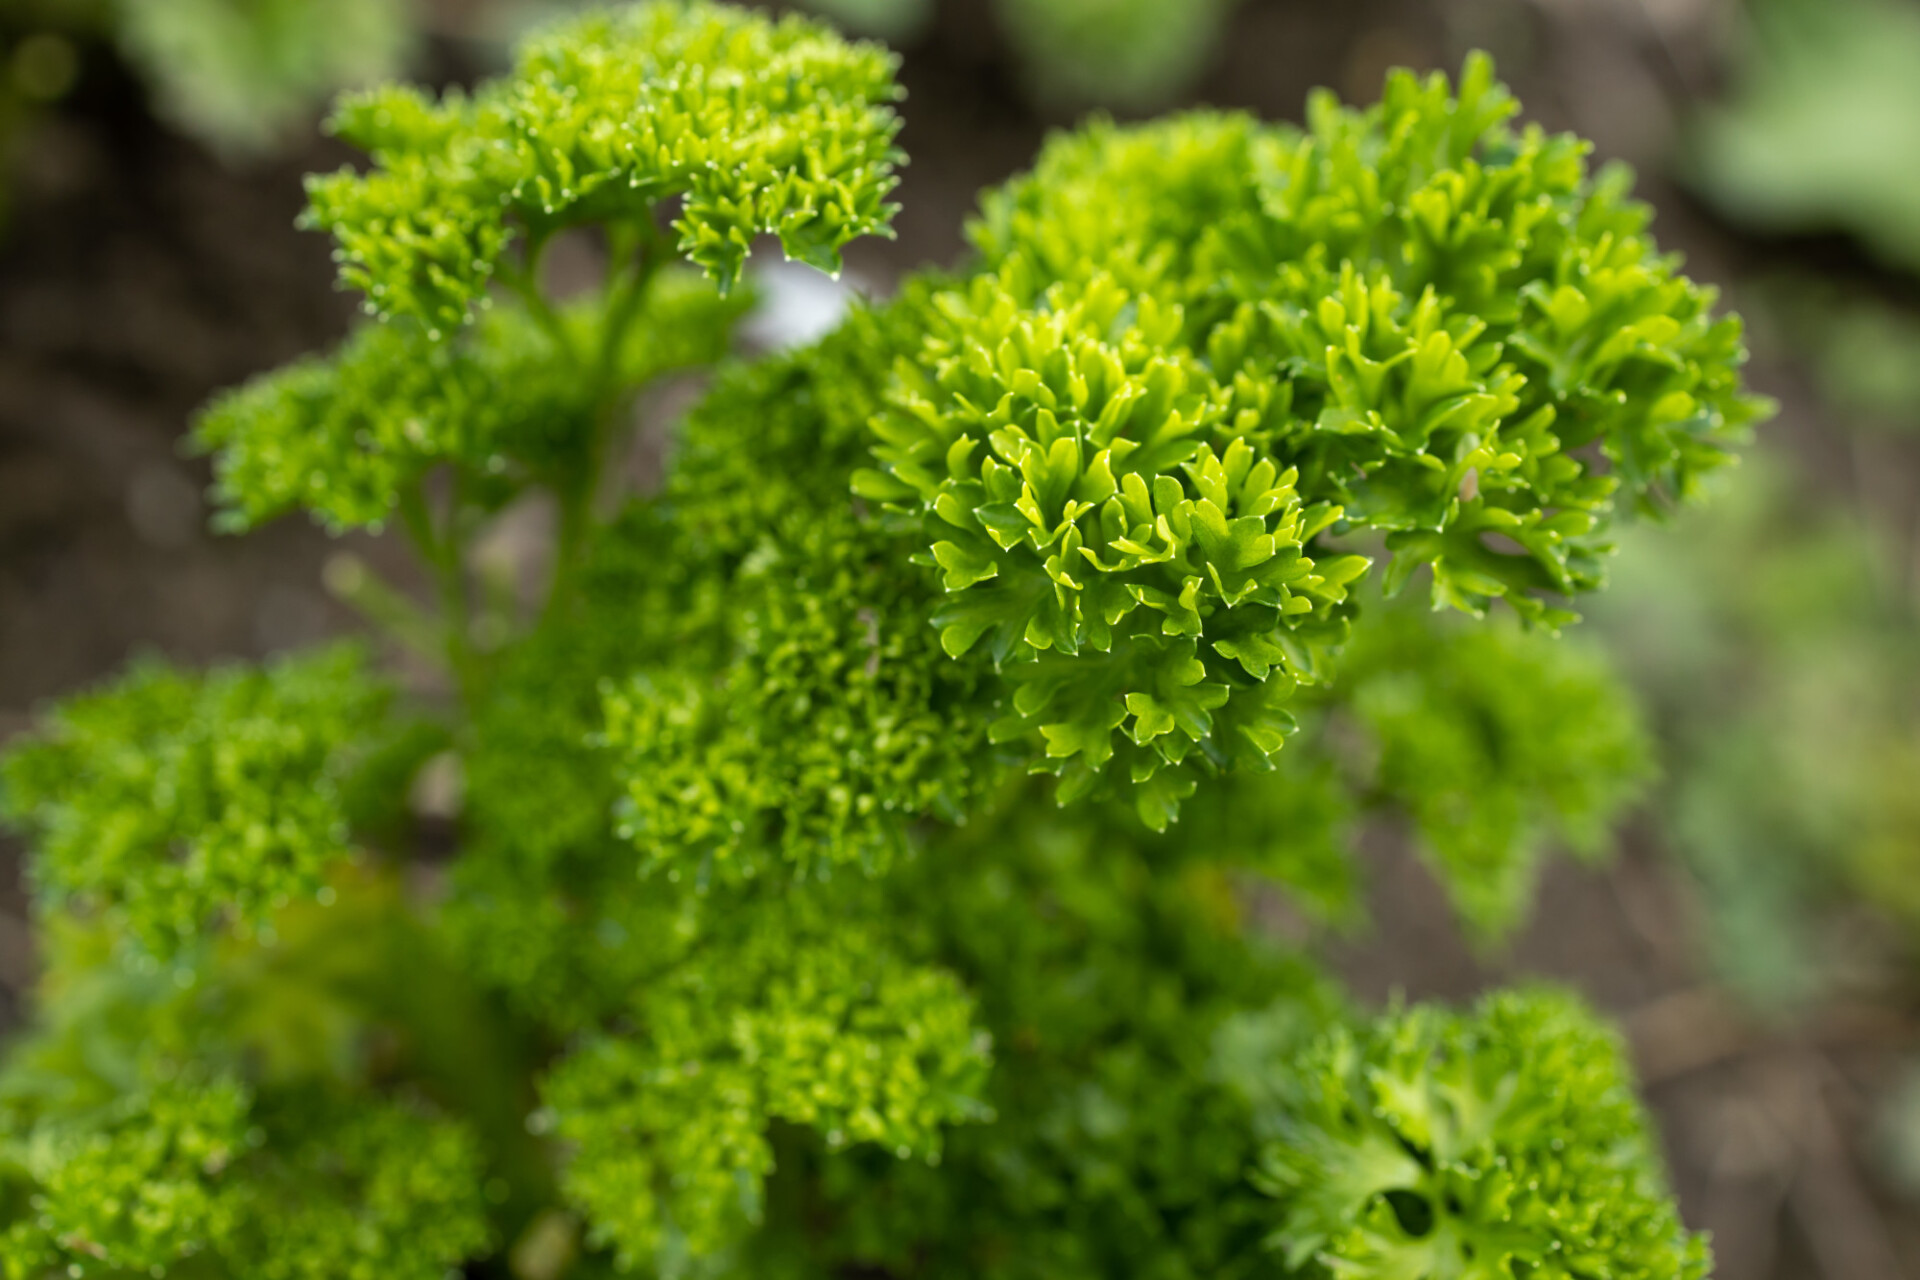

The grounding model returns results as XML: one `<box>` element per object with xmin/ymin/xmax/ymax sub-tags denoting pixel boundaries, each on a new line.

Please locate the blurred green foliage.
<box><xmin>1336</xmin><ymin>598</ymin><xmax>1653</xmax><ymax>937</ymax></box>
<box><xmin>1596</xmin><ymin>459</ymin><xmax>1920</xmax><ymax>1009</ymax></box>
<box><xmin>1692</xmin><ymin>0</ymin><xmax>1920</xmax><ymax>273</ymax></box>
<box><xmin>0</xmin><ymin>647</ymin><xmax>392</xmax><ymax>958</ymax></box>
<box><xmin>1669</xmin><ymin>0</ymin><xmax>1920</xmax><ymax>1196</ymax></box>
<box><xmin>994</xmin><ymin>0</ymin><xmax>1241</xmax><ymax>111</ymax></box>
<box><xmin>111</xmin><ymin>0</ymin><xmax>414</xmax><ymax>154</ymax></box>
<box><xmin>1752</xmin><ymin>278</ymin><xmax>1920</xmax><ymax>434</ymax></box>
<box><xmin>2</xmin><ymin>0</ymin><xmax>412</xmax><ymax>155</ymax></box>
<box><xmin>0</xmin><ymin>876</ymin><xmax>526</xmax><ymax>1280</ymax></box>
<box><xmin>802</xmin><ymin>0</ymin><xmax>1243</xmax><ymax>111</ymax></box>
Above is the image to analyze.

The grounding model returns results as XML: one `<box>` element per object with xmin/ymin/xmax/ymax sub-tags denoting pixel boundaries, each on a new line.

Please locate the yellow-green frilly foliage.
<box><xmin>0</xmin><ymin>7</ymin><xmax>1759</xmax><ymax>1279</ymax></box>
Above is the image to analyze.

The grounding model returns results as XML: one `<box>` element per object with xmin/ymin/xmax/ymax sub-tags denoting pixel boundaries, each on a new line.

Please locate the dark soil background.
<box><xmin>2</xmin><ymin>1</ymin><xmax>1917</xmax><ymax>1277</ymax></box>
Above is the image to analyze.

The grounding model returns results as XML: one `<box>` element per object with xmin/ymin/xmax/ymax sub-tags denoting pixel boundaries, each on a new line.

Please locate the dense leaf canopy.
<box><xmin>1245</xmin><ymin>990</ymin><xmax>1708</xmax><ymax>1280</ymax></box>
<box><xmin>0</xmin><ymin>6</ymin><xmax>1755</xmax><ymax>1279</ymax></box>
<box><xmin>0</xmin><ymin>647</ymin><xmax>388</xmax><ymax>957</ymax></box>
<box><xmin>311</xmin><ymin>1</ymin><xmax>904</xmax><ymax>333</ymax></box>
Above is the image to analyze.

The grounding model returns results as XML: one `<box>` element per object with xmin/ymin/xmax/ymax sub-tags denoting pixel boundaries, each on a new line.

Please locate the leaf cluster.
<box><xmin>603</xmin><ymin>306</ymin><xmax>1002</xmax><ymax>884</ymax></box>
<box><xmin>543</xmin><ymin>885</ymin><xmax>989</xmax><ymax>1269</ymax></box>
<box><xmin>1244</xmin><ymin>989</ymin><xmax>1709</xmax><ymax>1280</ymax></box>
<box><xmin>0</xmin><ymin>893</ymin><xmax>500</xmax><ymax>1280</ymax></box>
<box><xmin>789</xmin><ymin>796</ymin><xmax>1340</xmax><ymax>1279</ymax></box>
<box><xmin>0</xmin><ymin>647</ymin><xmax>388</xmax><ymax>958</ymax></box>
<box><xmin>1333</xmin><ymin>600</ymin><xmax>1654</xmax><ymax>935</ymax></box>
<box><xmin>860</xmin><ymin>56</ymin><xmax>1761</xmax><ymax>821</ymax></box>
<box><xmin>196</xmin><ymin>271</ymin><xmax>746</xmax><ymax>534</ymax></box>
<box><xmin>310</xmin><ymin>0</ymin><xmax>903</xmax><ymax>335</ymax></box>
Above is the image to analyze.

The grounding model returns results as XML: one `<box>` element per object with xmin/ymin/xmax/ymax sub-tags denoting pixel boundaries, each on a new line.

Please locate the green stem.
<box><xmin>498</xmin><ymin>264</ymin><xmax>577</xmax><ymax>363</ymax></box>
<box><xmin>586</xmin><ymin>222</ymin><xmax>663</xmax><ymax>400</ymax></box>
<box><xmin>321</xmin><ymin>553</ymin><xmax>444</xmax><ymax>665</ymax></box>
<box><xmin>498</xmin><ymin>226</ymin><xmax>580</xmax><ymax>365</ymax></box>
<box><xmin>400</xmin><ymin>477</ymin><xmax>479</xmax><ymax>694</ymax></box>
<box><xmin>549</xmin><ymin>482</ymin><xmax>592</xmax><ymax>621</ymax></box>
<box><xmin>545</xmin><ymin>218</ymin><xmax>671</xmax><ymax>617</ymax></box>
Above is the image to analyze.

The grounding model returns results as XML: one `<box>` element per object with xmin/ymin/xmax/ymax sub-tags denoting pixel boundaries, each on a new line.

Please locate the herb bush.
<box><xmin>0</xmin><ymin>4</ymin><xmax>1768</xmax><ymax>1277</ymax></box>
